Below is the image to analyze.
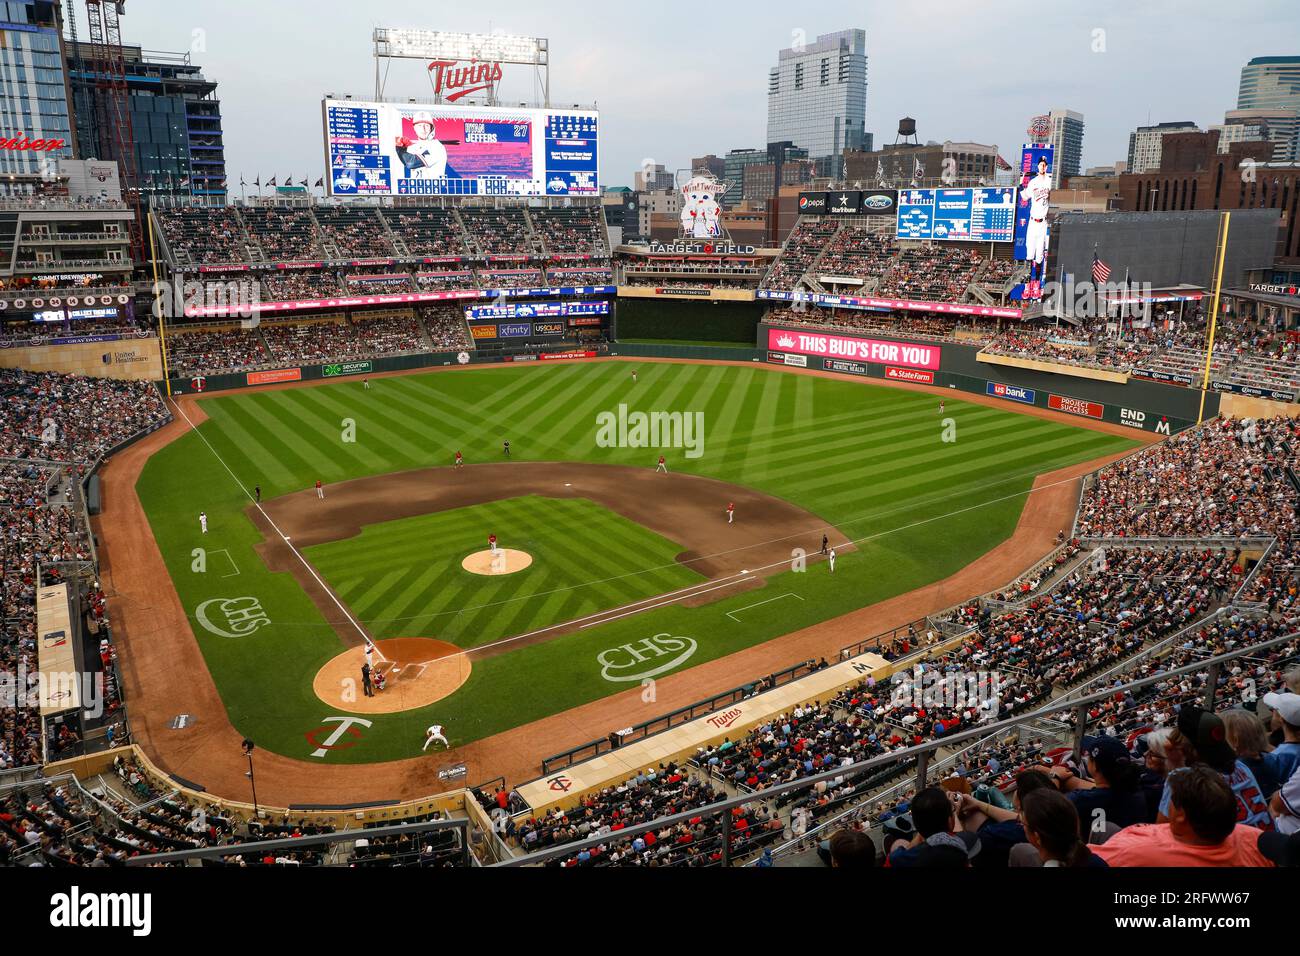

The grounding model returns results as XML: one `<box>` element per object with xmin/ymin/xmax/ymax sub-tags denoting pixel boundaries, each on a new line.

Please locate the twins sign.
<box><xmin>767</xmin><ymin>330</ymin><xmax>940</xmax><ymax>370</ymax></box>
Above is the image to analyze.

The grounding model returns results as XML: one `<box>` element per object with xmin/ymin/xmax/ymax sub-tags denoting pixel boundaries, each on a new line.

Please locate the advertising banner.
<box><xmin>499</xmin><ymin>322</ymin><xmax>532</xmax><ymax>337</ymax></box>
<box><xmin>827</xmin><ymin>190</ymin><xmax>862</xmax><ymax>216</ymax></box>
<box><xmin>470</xmin><ymin>324</ymin><xmax>498</xmax><ymax>339</ymax></box>
<box><xmin>247</xmin><ymin>368</ymin><xmax>303</xmax><ymax>386</ymax></box>
<box><xmin>766</xmin><ymin>328</ymin><xmax>941</xmax><ymax>369</ymax></box>
<box><xmin>322</xmin><ymin>360</ymin><xmax>373</xmax><ymax>377</ymax></box>
<box><xmin>1048</xmin><ymin>393</ymin><xmax>1104</xmax><ymax>419</ymax></box>
<box><xmin>986</xmin><ymin>381</ymin><xmax>1035</xmax><ymax>404</ymax></box>
<box><xmin>539</xmin><ymin>350</ymin><xmax>597</xmax><ymax>361</ymax></box>
<box><xmin>823</xmin><ymin>358</ymin><xmax>870</xmax><ymax>376</ymax></box>
<box><xmin>886</xmin><ymin>366</ymin><xmax>936</xmax><ymax>384</ymax></box>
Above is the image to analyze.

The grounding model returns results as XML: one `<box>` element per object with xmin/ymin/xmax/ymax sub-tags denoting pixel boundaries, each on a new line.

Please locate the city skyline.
<box><xmin>64</xmin><ymin>0</ymin><xmax>1300</xmax><ymax>191</ymax></box>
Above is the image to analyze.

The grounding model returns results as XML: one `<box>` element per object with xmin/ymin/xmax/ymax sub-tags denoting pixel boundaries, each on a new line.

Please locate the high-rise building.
<box><xmin>1214</xmin><ymin>108</ymin><xmax>1299</xmax><ymax>162</ymax></box>
<box><xmin>1237</xmin><ymin>56</ymin><xmax>1300</xmax><ymax>162</ymax></box>
<box><xmin>1046</xmin><ymin>109</ymin><xmax>1084</xmax><ymax>187</ymax></box>
<box><xmin>0</xmin><ymin>0</ymin><xmax>77</xmax><ymax>193</ymax></box>
<box><xmin>722</xmin><ymin>148</ymin><xmax>767</xmax><ymax>208</ymax></box>
<box><xmin>68</xmin><ymin>43</ymin><xmax>227</xmax><ymax>205</ymax></box>
<box><xmin>691</xmin><ymin>154</ymin><xmax>725</xmax><ymax>179</ymax></box>
<box><xmin>1126</xmin><ymin>121</ymin><xmax>1199</xmax><ymax>174</ymax></box>
<box><xmin>633</xmin><ymin>162</ymin><xmax>674</xmax><ymax>192</ymax></box>
<box><xmin>766</xmin><ymin>28</ymin><xmax>868</xmax><ymax>180</ymax></box>
<box><xmin>843</xmin><ymin>140</ymin><xmax>999</xmax><ymax>187</ymax></box>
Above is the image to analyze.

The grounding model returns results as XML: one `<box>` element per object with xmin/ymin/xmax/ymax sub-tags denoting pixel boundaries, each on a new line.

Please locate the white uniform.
<box><xmin>402</xmin><ymin>136</ymin><xmax>448</xmax><ymax>180</ymax></box>
<box><xmin>423</xmin><ymin>724</ymin><xmax>449</xmax><ymax>750</ymax></box>
<box><xmin>1020</xmin><ymin>172</ymin><xmax>1052</xmax><ymax>265</ymax></box>
<box><xmin>199</xmin><ymin>513</ymin><xmax>207</xmax><ymax>534</ymax></box>
<box><xmin>828</xmin><ymin>548</ymin><xmax>836</xmax><ymax>572</ymax></box>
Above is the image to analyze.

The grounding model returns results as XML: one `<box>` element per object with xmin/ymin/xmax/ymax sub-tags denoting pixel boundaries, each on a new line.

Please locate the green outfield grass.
<box><xmin>304</xmin><ymin>495</ymin><xmax>704</xmax><ymax>647</ymax></box>
<box><xmin>136</xmin><ymin>361</ymin><xmax>1139</xmax><ymax>763</ymax></box>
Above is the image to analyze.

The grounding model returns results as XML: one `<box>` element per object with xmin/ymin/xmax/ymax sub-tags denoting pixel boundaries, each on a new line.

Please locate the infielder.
<box><xmin>315</xmin><ymin>479</ymin><xmax>324</xmax><ymax>499</ymax></box>
<box><xmin>423</xmin><ymin>723</ymin><xmax>449</xmax><ymax>750</ymax></box>
<box><xmin>1019</xmin><ymin>157</ymin><xmax>1053</xmax><ymax>294</ymax></box>
<box><xmin>656</xmin><ymin>454</ymin><xmax>667</xmax><ymax>473</ymax></box>
<box><xmin>199</xmin><ymin>511</ymin><xmax>208</xmax><ymax>534</ymax></box>
<box><xmin>727</xmin><ymin>502</ymin><xmax>735</xmax><ymax>524</ymax></box>
<box><xmin>828</xmin><ymin>547</ymin><xmax>837</xmax><ymax>572</ymax></box>
<box><xmin>503</xmin><ymin>440</ymin><xmax>511</xmax><ymax>458</ymax></box>
<box><xmin>455</xmin><ymin>450</ymin><xmax>464</xmax><ymax>469</ymax></box>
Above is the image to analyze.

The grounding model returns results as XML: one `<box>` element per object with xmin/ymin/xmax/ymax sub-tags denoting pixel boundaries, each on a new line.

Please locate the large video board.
<box><xmin>323</xmin><ymin>99</ymin><xmax>598</xmax><ymax>197</ymax></box>
<box><xmin>895</xmin><ymin>187</ymin><xmax>1016</xmax><ymax>242</ymax></box>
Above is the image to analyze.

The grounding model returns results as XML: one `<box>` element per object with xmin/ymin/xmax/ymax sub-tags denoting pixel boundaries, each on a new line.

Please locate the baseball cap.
<box><xmin>1263</xmin><ymin>691</ymin><xmax>1300</xmax><ymax>727</ymax></box>
<box><xmin>1176</xmin><ymin>706</ymin><xmax>1236</xmax><ymax>772</ymax></box>
<box><xmin>1083</xmin><ymin>735</ymin><xmax>1134</xmax><ymax>778</ymax></box>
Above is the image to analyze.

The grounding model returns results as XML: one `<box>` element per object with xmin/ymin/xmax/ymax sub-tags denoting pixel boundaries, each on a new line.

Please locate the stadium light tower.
<box><xmin>373</xmin><ymin>28</ymin><xmax>550</xmax><ymax>107</ymax></box>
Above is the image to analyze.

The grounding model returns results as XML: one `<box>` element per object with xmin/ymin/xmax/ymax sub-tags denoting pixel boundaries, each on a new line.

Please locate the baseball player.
<box><xmin>423</xmin><ymin>723</ymin><xmax>449</xmax><ymax>751</ymax></box>
<box><xmin>828</xmin><ymin>547</ymin><xmax>837</xmax><ymax>573</ymax></box>
<box><xmin>727</xmin><ymin>502</ymin><xmax>735</xmax><ymax>524</ymax></box>
<box><xmin>489</xmin><ymin>533</ymin><xmax>498</xmax><ymax>555</ymax></box>
<box><xmin>254</xmin><ymin>485</ymin><xmax>261</xmax><ymax>504</ymax></box>
<box><xmin>939</xmin><ymin>400</ymin><xmax>945</xmax><ymax>415</ymax></box>
<box><xmin>363</xmin><ymin>377</ymin><xmax>370</xmax><ymax>391</ymax></box>
<box><xmin>455</xmin><ymin>450</ymin><xmax>464</xmax><ymax>469</ymax></box>
<box><xmin>1019</xmin><ymin>156</ymin><xmax>1053</xmax><ymax>295</ymax></box>
<box><xmin>364</xmin><ymin>641</ymin><xmax>375</xmax><ymax>672</ymax></box>
<box><xmin>503</xmin><ymin>440</ymin><xmax>511</xmax><ymax>458</ymax></box>
<box><xmin>395</xmin><ymin>113</ymin><xmax>457</xmax><ymax>181</ymax></box>
<box><xmin>315</xmin><ymin>478</ymin><xmax>324</xmax><ymax>499</ymax></box>
<box><xmin>656</xmin><ymin>454</ymin><xmax>667</xmax><ymax>473</ymax></box>
<box><xmin>632</xmin><ymin>369</ymin><xmax>638</xmax><ymax>384</ymax></box>
<box><xmin>199</xmin><ymin>511</ymin><xmax>208</xmax><ymax>534</ymax></box>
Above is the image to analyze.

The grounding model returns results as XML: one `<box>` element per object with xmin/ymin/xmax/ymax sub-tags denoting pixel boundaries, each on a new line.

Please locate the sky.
<box><xmin>85</xmin><ymin>0</ymin><xmax>1300</xmax><ymax>190</ymax></box>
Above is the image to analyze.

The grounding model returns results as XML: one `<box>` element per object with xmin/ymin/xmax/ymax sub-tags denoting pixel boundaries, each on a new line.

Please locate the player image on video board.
<box><xmin>1012</xmin><ymin>144</ymin><xmax>1055</xmax><ymax>300</ymax></box>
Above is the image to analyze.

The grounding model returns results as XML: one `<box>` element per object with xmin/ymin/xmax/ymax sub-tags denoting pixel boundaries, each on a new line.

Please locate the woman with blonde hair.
<box><xmin>1220</xmin><ymin>708</ymin><xmax>1281</xmax><ymax>799</ymax></box>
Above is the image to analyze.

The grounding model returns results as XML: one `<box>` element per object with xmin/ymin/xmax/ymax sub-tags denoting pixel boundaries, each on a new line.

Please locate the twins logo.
<box><xmin>195</xmin><ymin>597</ymin><xmax>271</xmax><ymax>638</ymax></box>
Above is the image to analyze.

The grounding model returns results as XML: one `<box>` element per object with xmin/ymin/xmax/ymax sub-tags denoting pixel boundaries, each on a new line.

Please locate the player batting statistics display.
<box><xmin>323</xmin><ymin>98</ymin><xmax>599</xmax><ymax>197</ymax></box>
<box><xmin>896</xmin><ymin>187</ymin><xmax>1016</xmax><ymax>242</ymax></box>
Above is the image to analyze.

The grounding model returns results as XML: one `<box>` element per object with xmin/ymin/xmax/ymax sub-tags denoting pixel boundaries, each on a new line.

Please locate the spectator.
<box><xmin>887</xmin><ymin>787</ymin><xmax>979</xmax><ymax>867</ymax></box>
<box><xmin>1020</xmin><ymin>789</ymin><xmax>1107</xmax><ymax>868</ymax></box>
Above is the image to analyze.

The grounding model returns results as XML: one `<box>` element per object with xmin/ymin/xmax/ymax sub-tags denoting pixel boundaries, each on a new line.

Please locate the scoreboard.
<box><xmin>896</xmin><ymin>187</ymin><xmax>1016</xmax><ymax>242</ymax></box>
<box><xmin>323</xmin><ymin>98</ymin><xmax>599</xmax><ymax>198</ymax></box>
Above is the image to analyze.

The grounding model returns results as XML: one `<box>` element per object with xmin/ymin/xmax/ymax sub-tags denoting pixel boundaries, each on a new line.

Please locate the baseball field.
<box><xmin>133</xmin><ymin>359</ymin><xmax>1139</xmax><ymax>764</ymax></box>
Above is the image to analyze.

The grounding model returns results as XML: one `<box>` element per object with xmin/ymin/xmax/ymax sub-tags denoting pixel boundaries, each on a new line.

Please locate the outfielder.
<box><xmin>632</xmin><ymin>369</ymin><xmax>638</xmax><ymax>384</ymax></box>
<box><xmin>503</xmin><ymin>440</ymin><xmax>511</xmax><ymax>458</ymax></box>
<box><xmin>1019</xmin><ymin>156</ymin><xmax>1053</xmax><ymax>294</ymax></box>
<box><xmin>315</xmin><ymin>479</ymin><xmax>324</xmax><ymax>499</ymax></box>
<box><xmin>199</xmin><ymin>511</ymin><xmax>208</xmax><ymax>534</ymax></box>
<box><xmin>656</xmin><ymin>454</ymin><xmax>667</xmax><ymax>473</ymax></box>
<box><xmin>423</xmin><ymin>723</ymin><xmax>449</xmax><ymax>750</ymax></box>
<box><xmin>455</xmin><ymin>450</ymin><xmax>464</xmax><ymax>468</ymax></box>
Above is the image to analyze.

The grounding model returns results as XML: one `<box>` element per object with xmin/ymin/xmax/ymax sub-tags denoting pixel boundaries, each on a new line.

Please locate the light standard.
<box><xmin>241</xmin><ymin>738</ymin><xmax>259</xmax><ymax>817</ymax></box>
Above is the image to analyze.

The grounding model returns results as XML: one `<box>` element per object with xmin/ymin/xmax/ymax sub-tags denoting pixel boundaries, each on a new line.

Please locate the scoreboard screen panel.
<box><xmin>895</xmin><ymin>187</ymin><xmax>1015</xmax><ymax>242</ymax></box>
<box><xmin>324</xmin><ymin>99</ymin><xmax>599</xmax><ymax>197</ymax></box>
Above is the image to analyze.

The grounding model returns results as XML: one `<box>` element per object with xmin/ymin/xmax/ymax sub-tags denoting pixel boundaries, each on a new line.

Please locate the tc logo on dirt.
<box><xmin>195</xmin><ymin>597</ymin><xmax>272</xmax><ymax>638</ymax></box>
<box><xmin>597</xmin><ymin>634</ymin><xmax>698</xmax><ymax>682</ymax></box>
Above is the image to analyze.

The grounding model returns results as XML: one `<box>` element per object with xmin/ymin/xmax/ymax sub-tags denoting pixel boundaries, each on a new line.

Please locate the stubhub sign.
<box><xmin>766</xmin><ymin>329</ymin><xmax>941</xmax><ymax>369</ymax></box>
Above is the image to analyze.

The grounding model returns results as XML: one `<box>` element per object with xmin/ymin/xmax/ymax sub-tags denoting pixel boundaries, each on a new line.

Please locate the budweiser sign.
<box><xmin>427</xmin><ymin>59</ymin><xmax>503</xmax><ymax>102</ymax></box>
<box><xmin>0</xmin><ymin>135</ymin><xmax>66</xmax><ymax>152</ymax></box>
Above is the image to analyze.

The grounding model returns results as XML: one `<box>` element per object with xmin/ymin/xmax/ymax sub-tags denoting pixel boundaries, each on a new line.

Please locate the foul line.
<box><xmin>725</xmin><ymin>592</ymin><xmax>804</xmax><ymax>622</ymax></box>
<box><xmin>168</xmin><ymin>398</ymin><xmax>387</xmax><ymax>663</ymax></box>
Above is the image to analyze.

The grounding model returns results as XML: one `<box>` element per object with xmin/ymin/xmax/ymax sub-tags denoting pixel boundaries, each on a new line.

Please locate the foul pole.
<box><xmin>1197</xmin><ymin>211</ymin><xmax>1230</xmax><ymax>425</ymax></box>
<box><xmin>147</xmin><ymin>210</ymin><xmax>172</xmax><ymax>398</ymax></box>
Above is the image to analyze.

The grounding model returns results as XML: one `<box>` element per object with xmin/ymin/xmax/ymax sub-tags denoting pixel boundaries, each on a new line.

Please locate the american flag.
<box><xmin>1092</xmin><ymin>252</ymin><xmax>1112</xmax><ymax>284</ymax></box>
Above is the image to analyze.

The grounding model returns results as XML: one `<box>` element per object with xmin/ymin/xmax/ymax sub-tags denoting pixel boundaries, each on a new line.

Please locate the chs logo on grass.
<box><xmin>595</xmin><ymin>404</ymin><xmax>705</xmax><ymax>459</ymax></box>
<box><xmin>195</xmin><ymin>597</ymin><xmax>271</xmax><ymax>638</ymax></box>
<box><xmin>598</xmin><ymin>635</ymin><xmax>698</xmax><ymax>682</ymax></box>
<box><xmin>50</xmin><ymin>886</ymin><xmax>151</xmax><ymax>936</ymax></box>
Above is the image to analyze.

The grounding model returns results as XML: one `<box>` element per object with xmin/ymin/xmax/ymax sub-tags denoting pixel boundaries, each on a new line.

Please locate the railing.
<box><xmin>538</xmin><ymin>658</ymin><xmax>822</xmax><ymax>776</ymax></box>
<box><xmin>496</xmin><ymin>628</ymin><xmax>1300</xmax><ymax>867</ymax></box>
<box><xmin>837</xmin><ymin>617</ymin><xmax>930</xmax><ymax>661</ymax></box>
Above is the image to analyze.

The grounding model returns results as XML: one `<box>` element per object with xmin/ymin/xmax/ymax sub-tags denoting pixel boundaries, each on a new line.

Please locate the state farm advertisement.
<box><xmin>885</xmin><ymin>366</ymin><xmax>935</xmax><ymax>384</ymax></box>
<box><xmin>767</xmin><ymin>329</ymin><xmax>941</xmax><ymax>369</ymax></box>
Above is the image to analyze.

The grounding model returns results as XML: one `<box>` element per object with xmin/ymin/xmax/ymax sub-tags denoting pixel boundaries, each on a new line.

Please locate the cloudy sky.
<box><xmin>90</xmin><ymin>0</ymin><xmax>1299</xmax><ymax>189</ymax></box>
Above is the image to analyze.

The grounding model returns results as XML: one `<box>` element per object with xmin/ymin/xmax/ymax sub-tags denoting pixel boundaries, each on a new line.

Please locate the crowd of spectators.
<box><xmin>156</xmin><ymin>207</ymin><xmax>249</xmax><ymax>265</ymax></box>
<box><xmin>263</xmin><ymin>270</ymin><xmax>343</xmax><ymax>301</ymax></box>
<box><xmin>313</xmin><ymin>208</ymin><xmax>398</xmax><ymax>259</ymax></box>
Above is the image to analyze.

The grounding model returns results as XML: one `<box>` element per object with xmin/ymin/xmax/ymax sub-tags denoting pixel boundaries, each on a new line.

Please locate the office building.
<box><xmin>766</xmin><ymin>28</ymin><xmax>868</xmax><ymax>179</ymax></box>
<box><xmin>1126</xmin><ymin>121</ymin><xmax>1199</xmax><ymax>174</ymax></box>
<box><xmin>1046</xmin><ymin>109</ymin><xmax>1084</xmax><ymax>187</ymax></box>
<box><xmin>0</xmin><ymin>0</ymin><xmax>77</xmax><ymax>192</ymax></box>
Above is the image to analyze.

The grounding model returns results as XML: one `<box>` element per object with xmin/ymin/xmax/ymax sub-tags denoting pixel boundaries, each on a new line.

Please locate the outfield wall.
<box><xmin>758</xmin><ymin>323</ymin><xmax>1217</xmax><ymax>434</ymax></box>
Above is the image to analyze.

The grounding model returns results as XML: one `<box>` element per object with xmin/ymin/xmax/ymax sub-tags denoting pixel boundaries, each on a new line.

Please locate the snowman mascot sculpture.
<box><xmin>679</xmin><ymin>174</ymin><xmax>728</xmax><ymax>239</ymax></box>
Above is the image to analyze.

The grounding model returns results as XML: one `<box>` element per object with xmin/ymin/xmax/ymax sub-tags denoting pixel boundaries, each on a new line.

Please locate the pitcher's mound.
<box><xmin>461</xmin><ymin>548</ymin><xmax>533</xmax><ymax>575</ymax></box>
<box><xmin>314</xmin><ymin>637</ymin><xmax>470</xmax><ymax>714</ymax></box>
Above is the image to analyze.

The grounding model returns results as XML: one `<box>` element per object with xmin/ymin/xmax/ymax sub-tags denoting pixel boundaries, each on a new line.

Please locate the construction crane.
<box><xmin>80</xmin><ymin>0</ymin><xmax>144</xmax><ymax>260</ymax></box>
